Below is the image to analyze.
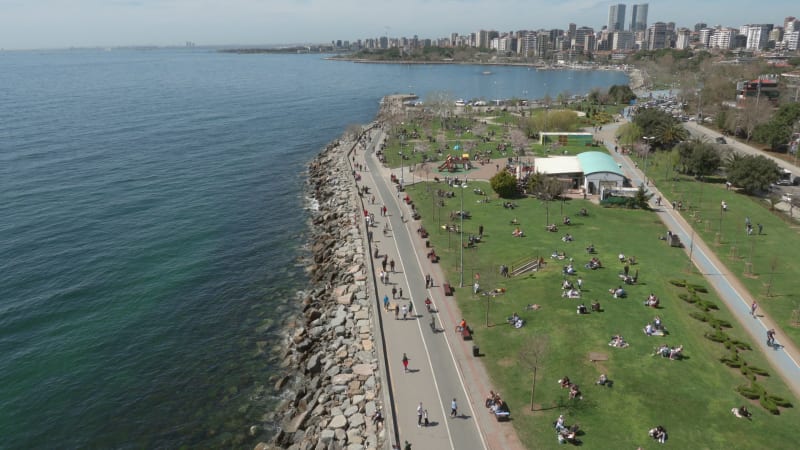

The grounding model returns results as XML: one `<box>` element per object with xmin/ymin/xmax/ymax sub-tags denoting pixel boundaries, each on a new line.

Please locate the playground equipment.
<box><xmin>438</xmin><ymin>154</ymin><xmax>473</xmax><ymax>173</ymax></box>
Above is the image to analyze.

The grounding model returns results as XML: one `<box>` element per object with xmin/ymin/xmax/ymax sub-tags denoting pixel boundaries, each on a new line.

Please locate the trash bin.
<box><xmin>425</xmin><ymin>240</ymin><xmax>430</xmax><ymax>248</ymax></box>
<box><xmin>472</xmin><ymin>345</ymin><xmax>480</xmax><ymax>357</ymax></box>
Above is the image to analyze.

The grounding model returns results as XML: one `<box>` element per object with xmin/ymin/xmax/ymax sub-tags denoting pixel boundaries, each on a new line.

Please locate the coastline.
<box><xmin>264</xmin><ymin>123</ymin><xmax>390</xmax><ymax>449</ymax></box>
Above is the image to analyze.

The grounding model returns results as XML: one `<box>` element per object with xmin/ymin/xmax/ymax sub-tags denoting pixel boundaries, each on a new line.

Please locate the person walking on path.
<box><xmin>407</xmin><ymin>301</ymin><xmax>413</xmax><ymax>318</ymax></box>
<box><xmin>423</xmin><ymin>409</ymin><xmax>429</xmax><ymax>427</ymax></box>
<box><xmin>383</xmin><ymin>294</ymin><xmax>390</xmax><ymax>312</ymax></box>
<box><xmin>758</xmin><ymin>223</ymin><xmax>763</xmax><ymax>235</ymax></box>
<box><xmin>394</xmin><ymin>306</ymin><xmax>399</xmax><ymax>320</ymax></box>
<box><xmin>392</xmin><ymin>286</ymin><xmax>398</xmax><ymax>299</ymax></box>
<box><xmin>425</xmin><ymin>274</ymin><xmax>432</xmax><ymax>288</ymax></box>
<box><xmin>402</xmin><ymin>353</ymin><xmax>410</xmax><ymax>373</ymax></box>
<box><xmin>751</xmin><ymin>301</ymin><xmax>758</xmax><ymax>318</ymax></box>
<box><xmin>390</xmin><ymin>259</ymin><xmax>395</xmax><ymax>272</ymax></box>
<box><xmin>404</xmin><ymin>441</ymin><xmax>412</xmax><ymax>450</ymax></box>
<box><xmin>401</xmin><ymin>304</ymin><xmax>409</xmax><ymax>320</ymax></box>
<box><xmin>398</xmin><ymin>287</ymin><xmax>403</xmax><ymax>299</ymax></box>
<box><xmin>417</xmin><ymin>402</ymin><xmax>423</xmax><ymax>426</ymax></box>
<box><xmin>450</xmin><ymin>398</ymin><xmax>458</xmax><ymax>417</ymax></box>
<box><xmin>767</xmin><ymin>329</ymin><xmax>776</xmax><ymax>347</ymax></box>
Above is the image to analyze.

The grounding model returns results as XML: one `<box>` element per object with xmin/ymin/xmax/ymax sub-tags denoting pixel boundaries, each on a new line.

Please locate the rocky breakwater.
<box><xmin>264</xmin><ymin>132</ymin><xmax>386</xmax><ymax>450</ymax></box>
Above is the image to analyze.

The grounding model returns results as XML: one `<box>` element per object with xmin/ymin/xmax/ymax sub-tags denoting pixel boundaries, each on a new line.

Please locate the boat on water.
<box><xmin>482</xmin><ymin>70</ymin><xmax>492</xmax><ymax>75</ymax></box>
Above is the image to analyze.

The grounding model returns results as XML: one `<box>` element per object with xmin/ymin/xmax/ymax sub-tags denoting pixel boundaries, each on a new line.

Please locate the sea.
<box><xmin>0</xmin><ymin>48</ymin><xmax>627</xmax><ymax>449</ymax></box>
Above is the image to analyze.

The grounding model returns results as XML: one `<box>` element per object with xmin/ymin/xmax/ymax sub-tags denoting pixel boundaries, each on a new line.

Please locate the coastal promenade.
<box><xmin>355</xmin><ymin>124</ymin><xmax>524</xmax><ymax>450</ymax></box>
<box><xmin>593</xmin><ymin>121</ymin><xmax>800</xmax><ymax>399</ymax></box>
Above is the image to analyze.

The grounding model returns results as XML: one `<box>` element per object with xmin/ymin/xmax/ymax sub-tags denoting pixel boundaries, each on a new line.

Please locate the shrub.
<box><xmin>748</xmin><ymin>366</ymin><xmax>770</xmax><ymax>377</ymax></box>
<box><xmin>709</xmin><ymin>318</ymin><xmax>733</xmax><ymax>329</ymax></box>
<box><xmin>669</xmin><ymin>279</ymin><xmax>687</xmax><ymax>287</ymax></box>
<box><xmin>767</xmin><ymin>396</ymin><xmax>793</xmax><ymax>408</ymax></box>
<box><xmin>689</xmin><ymin>311</ymin><xmax>709</xmax><ymax>322</ymax></box>
<box><xmin>705</xmin><ymin>330</ymin><xmax>729</xmax><ymax>343</ymax></box>
<box><xmin>736</xmin><ymin>384</ymin><xmax>761</xmax><ymax>399</ymax></box>
<box><xmin>760</xmin><ymin>396</ymin><xmax>780</xmax><ymax>415</ymax></box>
<box><xmin>686</xmin><ymin>284</ymin><xmax>708</xmax><ymax>293</ymax></box>
<box><xmin>728</xmin><ymin>339</ymin><xmax>751</xmax><ymax>350</ymax></box>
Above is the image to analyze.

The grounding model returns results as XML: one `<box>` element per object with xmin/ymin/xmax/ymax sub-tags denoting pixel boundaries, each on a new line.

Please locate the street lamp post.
<box><xmin>459</xmin><ymin>180</ymin><xmax>468</xmax><ymax>287</ymax></box>
<box><xmin>398</xmin><ymin>151</ymin><xmax>404</xmax><ymax>187</ymax></box>
<box><xmin>642</xmin><ymin>136</ymin><xmax>655</xmax><ymax>185</ymax></box>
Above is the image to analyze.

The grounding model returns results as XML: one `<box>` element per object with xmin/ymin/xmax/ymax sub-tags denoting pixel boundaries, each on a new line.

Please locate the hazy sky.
<box><xmin>0</xmin><ymin>0</ymin><xmax>797</xmax><ymax>50</ymax></box>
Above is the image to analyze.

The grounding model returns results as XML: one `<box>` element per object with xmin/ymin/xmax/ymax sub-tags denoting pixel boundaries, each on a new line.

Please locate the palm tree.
<box><xmin>655</xmin><ymin>122</ymin><xmax>689</xmax><ymax>149</ymax></box>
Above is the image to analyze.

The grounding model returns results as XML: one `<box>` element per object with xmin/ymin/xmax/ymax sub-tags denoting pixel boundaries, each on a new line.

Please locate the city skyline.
<box><xmin>0</xmin><ymin>0</ymin><xmax>797</xmax><ymax>50</ymax></box>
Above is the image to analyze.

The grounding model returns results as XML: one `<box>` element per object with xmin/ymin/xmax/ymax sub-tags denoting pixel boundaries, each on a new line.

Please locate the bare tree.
<box><xmin>426</xmin><ymin>91</ymin><xmax>456</xmax><ymax>130</ymax></box>
<box><xmin>519</xmin><ymin>335</ymin><xmax>549</xmax><ymax>411</ymax></box>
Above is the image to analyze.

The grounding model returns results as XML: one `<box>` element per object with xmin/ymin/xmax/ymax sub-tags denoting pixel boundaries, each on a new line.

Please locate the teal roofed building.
<box><xmin>576</xmin><ymin>151</ymin><xmax>626</xmax><ymax>195</ymax></box>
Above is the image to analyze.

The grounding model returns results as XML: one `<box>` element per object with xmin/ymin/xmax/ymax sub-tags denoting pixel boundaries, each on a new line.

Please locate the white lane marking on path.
<box><xmin>385</xmin><ymin>181</ymin><xmax>489</xmax><ymax>450</ymax></box>
<box><xmin>369</xmin><ymin>170</ymin><xmax>458</xmax><ymax>450</ymax></box>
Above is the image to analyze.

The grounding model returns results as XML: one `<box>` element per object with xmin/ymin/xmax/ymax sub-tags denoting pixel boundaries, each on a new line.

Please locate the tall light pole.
<box><xmin>642</xmin><ymin>136</ymin><xmax>655</xmax><ymax>185</ymax></box>
<box><xmin>459</xmin><ymin>180</ymin><xmax>468</xmax><ymax>287</ymax></box>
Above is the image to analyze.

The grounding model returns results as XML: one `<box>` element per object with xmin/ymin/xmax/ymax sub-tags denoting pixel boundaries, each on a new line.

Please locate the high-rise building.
<box><xmin>630</xmin><ymin>4</ymin><xmax>649</xmax><ymax>32</ymax></box>
<box><xmin>745</xmin><ymin>24</ymin><xmax>773</xmax><ymax>50</ymax></box>
<box><xmin>699</xmin><ymin>28</ymin><xmax>714</xmax><ymax>48</ymax></box>
<box><xmin>608</xmin><ymin>4</ymin><xmax>626</xmax><ymax>32</ymax></box>
<box><xmin>647</xmin><ymin>22</ymin><xmax>668</xmax><ymax>50</ymax></box>
<box><xmin>675</xmin><ymin>28</ymin><xmax>691</xmax><ymax>50</ymax></box>
<box><xmin>694</xmin><ymin>23</ymin><xmax>708</xmax><ymax>32</ymax></box>
<box><xmin>612</xmin><ymin>31</ymin><xmax>635</xmax><ymax>50</ymax></box>
<box><xmin>710</xmin><ymin>28</ymin><xmax>737</xmax><ymax>49</ymax></box>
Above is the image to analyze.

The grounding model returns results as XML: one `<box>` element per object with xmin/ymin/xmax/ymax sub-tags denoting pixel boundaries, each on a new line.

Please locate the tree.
<box><xmin>608</xmin><ymin>84</ymin><xmax>636</xmax><ymax>105</ymax></box>
<box><xmin>753</xmin><ymin>121</ymin><xmax>792</xmax><ymax>151</ymax></box>
<box><xmin>736</xmin><ymin>98</ymin><xmax>774</xmax><ymax>142</ymax></box>
<box><xmin>616</xmin><ymin>123</ymin><xmax>643</xmax><ymax>150</ymax></box>
<box><xmin>655</xmin><ymin>121</ymin><xmax>689</xmax><ymax>149</ymax></box>
<box><xmin>633</xmin><ymin>108</ymin><xmax>676</xmax><ymax>141</ymax></box>
<box><xmin>490</xmin><ymin>170</ymin><xmax>519</xmax><ymax>198</ymax></box>
<box><xmin>726</xmin><ymin>154</ymin><xmax>782</xmax><ymax>194</ymax></box>
<box><xmin>519</xmin><ymin>335</ymin><xmax>549</xmax><ymax>411</ymax></box>
<box><xmin>631</xmin><ymin>185</ymin><xmax>654</xmax><ymax>209</ymax></box>
<box><xmin>686</xmin><ymin>142</ymin><xmax>724</xmax><ymax>178</ymax></box>
<box><xmin>426</xmin><ymin>91</ymin><xmax>455</xmax><ymax>130</ymax></box>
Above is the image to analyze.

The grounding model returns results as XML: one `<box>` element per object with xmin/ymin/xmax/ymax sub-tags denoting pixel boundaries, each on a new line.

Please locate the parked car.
<box><xmin>715</xmin><ymin>137</ymin><xmax>727</xmax><ymax>144</ymax></box>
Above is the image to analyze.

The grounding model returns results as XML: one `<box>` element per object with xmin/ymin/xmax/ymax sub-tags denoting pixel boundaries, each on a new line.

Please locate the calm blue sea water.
<box><xmin>0</xmin><ymin>48</ymin><xmax>626</xmax><ymax>448</ymax></box>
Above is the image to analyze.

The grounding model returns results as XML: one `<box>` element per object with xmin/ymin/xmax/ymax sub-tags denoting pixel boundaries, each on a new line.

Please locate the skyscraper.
<box><xmin>630</xmin><ymin>3</ymin><xmax>649</xmax><ymax>32</ymax></box>
<box><xmin>608</xmin><ymin>4</ymin><xmax>626</xmax><ymax>32</ymax></box>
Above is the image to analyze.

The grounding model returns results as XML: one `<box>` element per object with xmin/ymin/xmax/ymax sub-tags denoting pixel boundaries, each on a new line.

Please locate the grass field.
<box><xmin>406</xmin><ymin>180</ymin><xmax>799</xmax><ymax>449</ymax></box>
<box><xmin>633</xmin><ymin>150</ymin><xmax>800</xmax><ymax>352</ymax></box>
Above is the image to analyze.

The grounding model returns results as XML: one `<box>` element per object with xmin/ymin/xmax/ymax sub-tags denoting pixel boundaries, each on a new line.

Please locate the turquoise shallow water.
<box><xmin>0</xmin><ymin>49</ymin><xmax>627</xmax><ymax>448</ymax></box>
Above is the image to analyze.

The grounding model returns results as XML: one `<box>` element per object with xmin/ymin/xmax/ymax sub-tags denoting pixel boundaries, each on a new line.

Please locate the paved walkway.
<box><xmin>592</xmin><ymin>121</ymin><xmax>800</xmax><ymax>399</ymax></box>
<box><xmin>354</xmin><ymin>127</ymin><xmax>524</xmax><ymax>450</ymax></box>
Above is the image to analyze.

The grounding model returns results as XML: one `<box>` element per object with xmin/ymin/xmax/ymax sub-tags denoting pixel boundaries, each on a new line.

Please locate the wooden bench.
<box><xmin>443</xmin><ymin>283</ymin><xmax>454</xmax><ymax>296</ymax></box>
<box><xmin>461</xmin><ymin>326</ymin><xmax>473</xmax><ymax>340</ymax></box>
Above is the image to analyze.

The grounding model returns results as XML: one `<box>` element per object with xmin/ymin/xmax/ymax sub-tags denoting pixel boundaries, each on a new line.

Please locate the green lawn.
<box><xmin>406</xmin><ymin>181</ymin><xmax>799</xmax><ymax>449</ymax></box>
<box><xmin>635</xmin><ymin>150</ymin><xmax>800</xmax><ymax>352</ymax></box>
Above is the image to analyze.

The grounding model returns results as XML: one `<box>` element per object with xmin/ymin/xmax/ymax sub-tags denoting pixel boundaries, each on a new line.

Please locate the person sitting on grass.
<box><xmin>596</xmin><ymin>374</ymin><xmax>608</xmax><ymax>386</ymax></box>
<box><xmin>559</xmin><ymin>377</ymin><xmax>571</xmax><ymax>389</ymax></box>
<box><xmin>654</xmin><ymin>344</ymin><xmax>670</xmax><ymax>358</ymax></box>
<box><xmin>563</xmin><ymin>264</ymin><xmax>577</xmax><ymax>275</ymax></box>
<box><xmin>577</xmin><ymin>303</ymin><xmax>588</xmax><ymax>314</ymax></box>
<box><xmin>568</xmin><ymin>384</ymin><xmax>582</xmax><ymax>400</ymax></box>
<box><xmin>644</xmin><ymin>323</ymin><xmax>654</xmax><ymax>336</ymax></box>
<box><xmin>609</xmin><ymin>286</ymin><xmax>626</xmax><ymax>298</ymax></box>
<box><xmin>563</xmin><ymin>216</ymin><xmax>572</xmax><ymax>225</ymax></box>
<box><xmin>586</xmin><ymin>243</ymin><xmax>596</xmax><ymax>253</ymax></box>
<box><xmin>649</xmin><ymin>425</ymin><xmax>667</xmax><ymax>444</ymax></box>
<box><xmin>564</xmin><ymin>288</ymin><xmax>581</xmax><ymax>299</ymax></box>
<box><xmin>732</xmin><ymin>405</ymin><xmax>752</xmax><ymax>419</ymax></box>
<box><xmin>562</xmin><ymin>233</ymin><xmax>573</xmax><ymax>242</ymax></box>
<box><xmin>591</xmin><ymin>300</ymin><xmax>601</xmax><ymax>312</ymax></box>
<box><xmin>653</xmin><ymin>316</ymin><xmax>663</xmax><ymax>330</ymax></box>
<box><xmin>507</xmin><ymin>312</ymin><xmax>520</xmax><ymax>325</ymax></box>
<box><xmin>618</xmin><ymin>252</ymin><xmax>626</xmax><ymax>262</ymax></box>
<box><xmin>609</xmin><ymin>334</ymin><xmax>628</xmax><ymax>348</ymax></box>
<box><xmin>669</xmin><ymin>345</ymin><xmax>684</xmax><ymax>360</ymax></box>
<box><xmin>562</xmin><ymin>279</ymin><xmax>574</xmax><ymax>289</ymax></box>
<box><xmin>554</xmin><ymin>414</ymin><xmax>566</xmax><ymax>431</ymax></box>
